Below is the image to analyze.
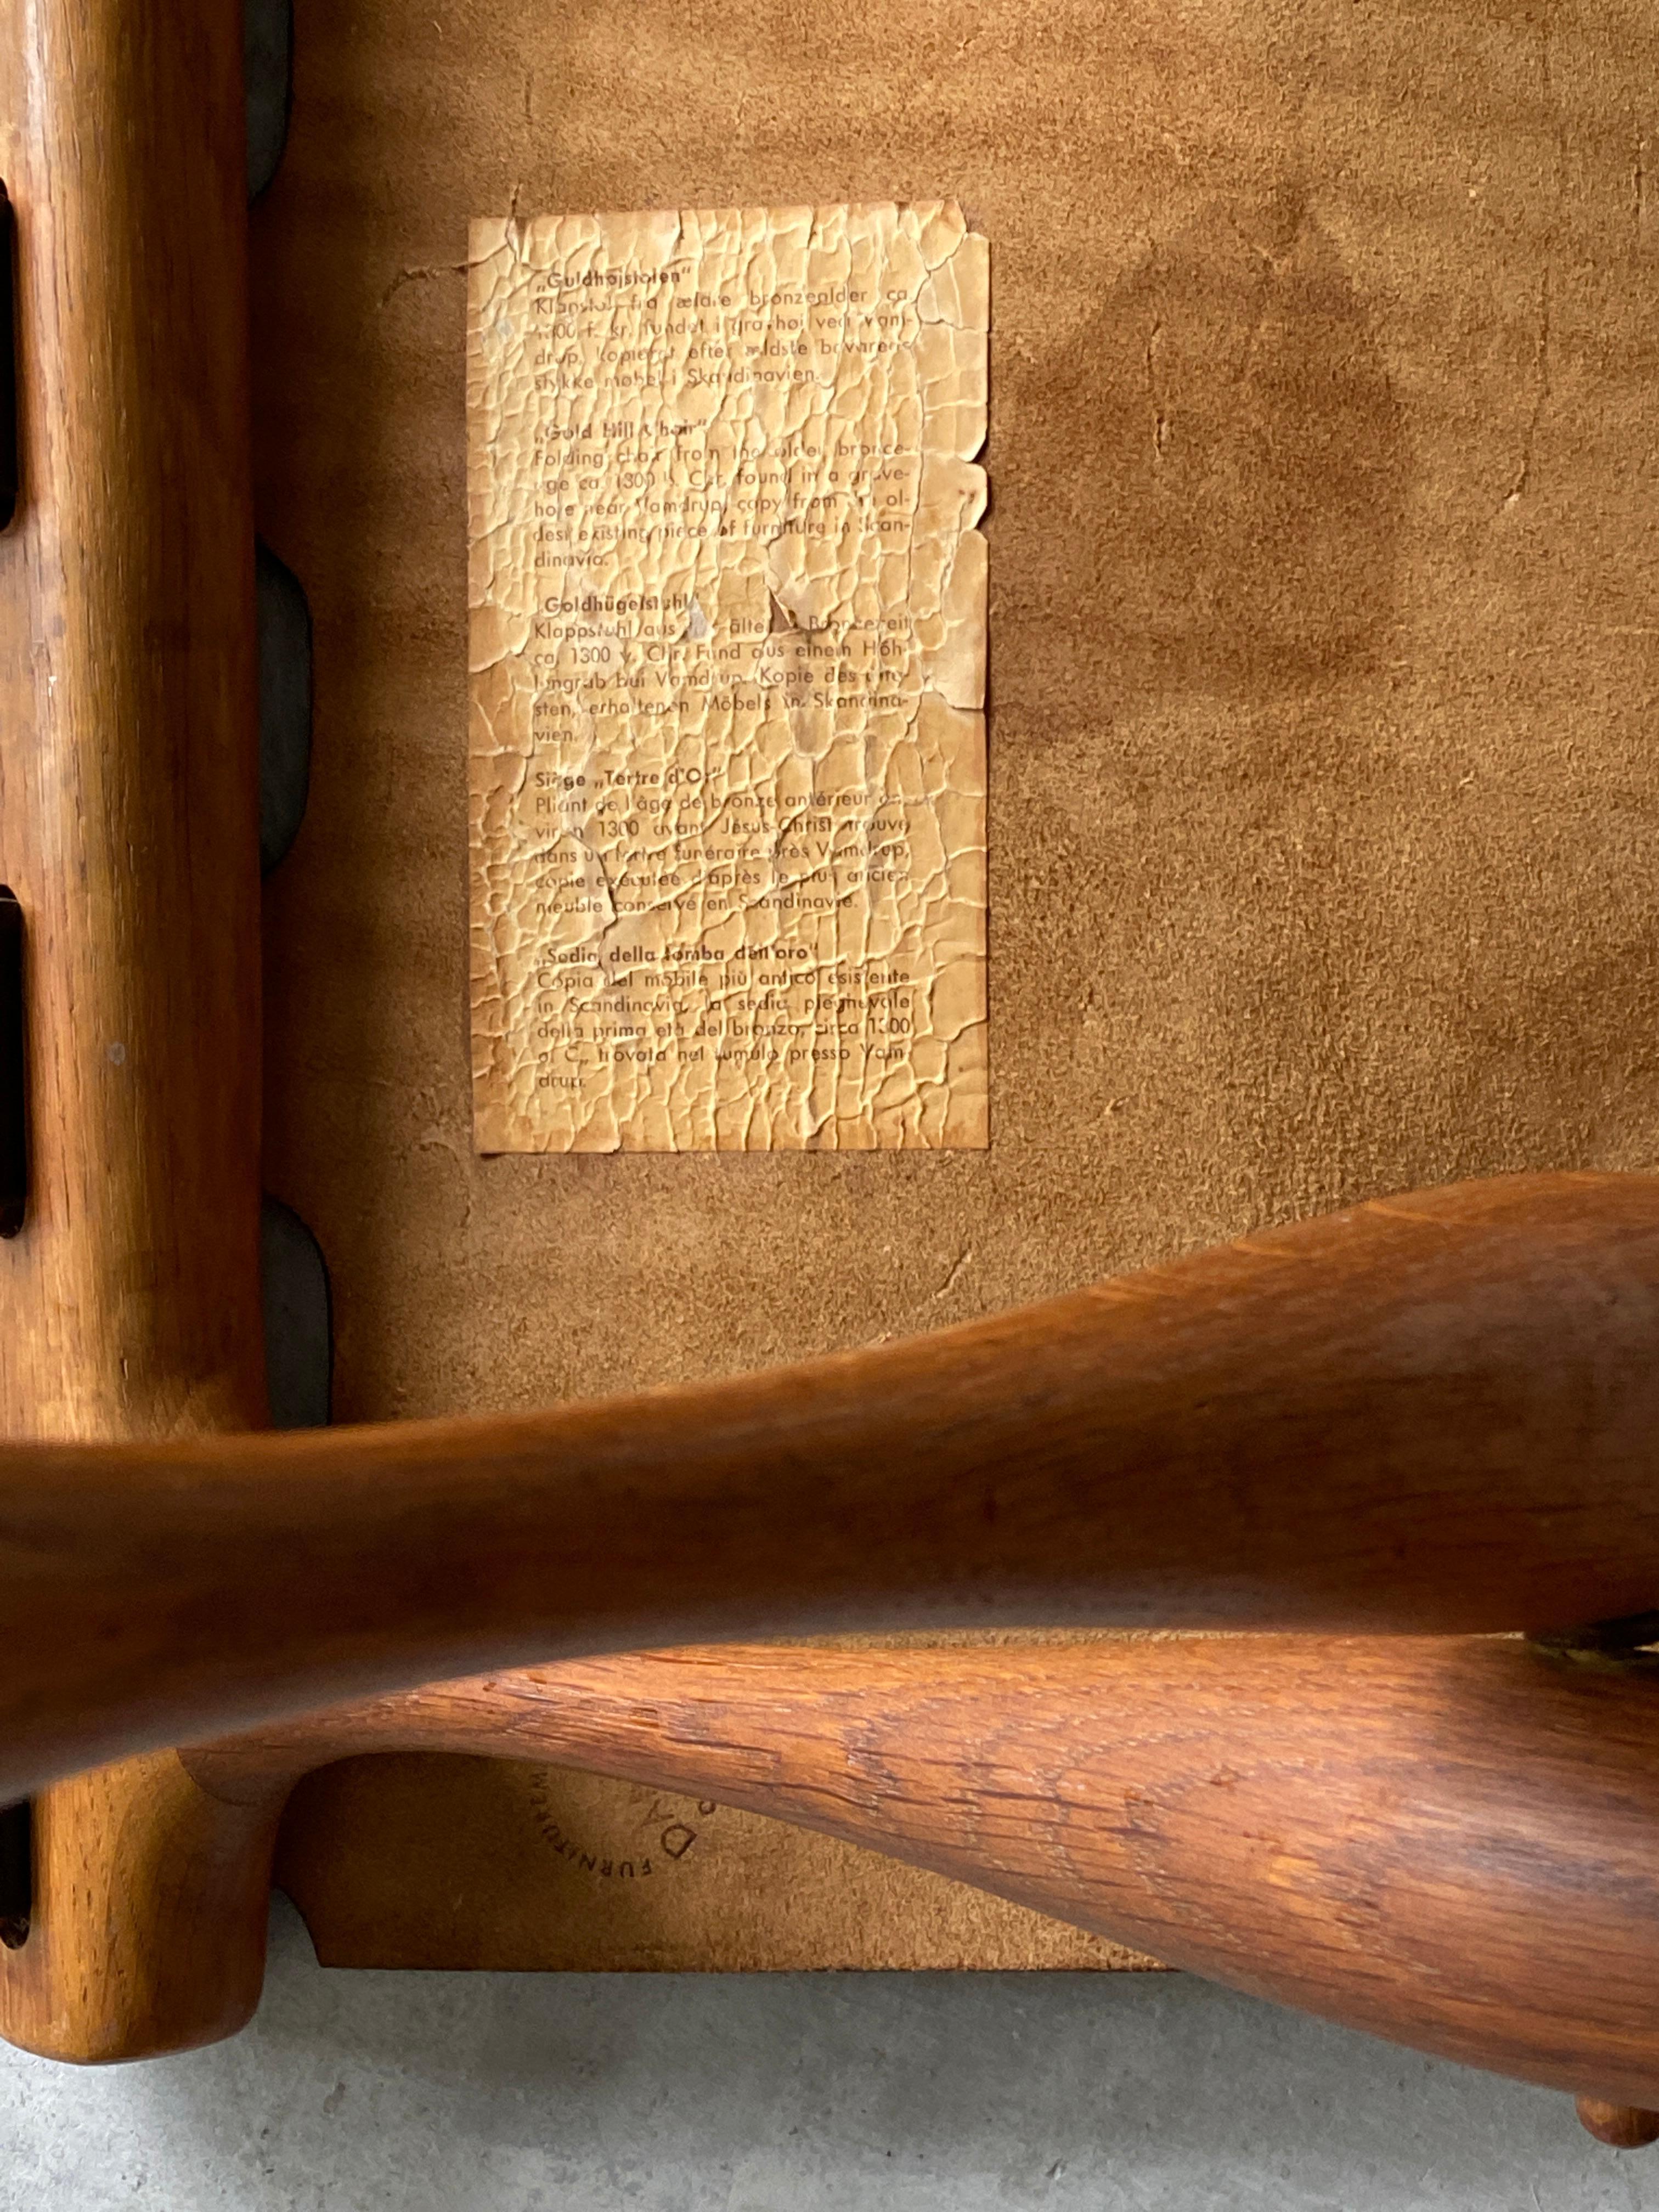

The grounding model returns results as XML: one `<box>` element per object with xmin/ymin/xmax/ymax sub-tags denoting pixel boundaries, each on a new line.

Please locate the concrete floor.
<box><xmin>0</xmin><ymin>1896</ymin><xmax>1652</xmax><ymax>2209</ymax></box>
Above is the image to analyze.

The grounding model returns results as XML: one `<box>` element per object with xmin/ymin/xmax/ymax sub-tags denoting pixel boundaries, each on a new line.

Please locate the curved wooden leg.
<box><xmin>13</xmin><ymin>1632</ymin><xmax>1659</xmax><ymax>2106</ymax></box>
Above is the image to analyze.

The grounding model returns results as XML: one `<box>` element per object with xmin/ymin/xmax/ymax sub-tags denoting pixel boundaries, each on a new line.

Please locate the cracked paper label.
<box><xmin>468</xmin><ymin>202</ymin><xmax>988</xmax><ymax>1151</ymax></box>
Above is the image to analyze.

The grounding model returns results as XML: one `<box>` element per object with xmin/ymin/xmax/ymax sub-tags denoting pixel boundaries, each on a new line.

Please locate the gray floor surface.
<box><xmin>0</xmin><ymin>1895</ymin><xmax>1653</xmax><ymax>2210</ymax></box>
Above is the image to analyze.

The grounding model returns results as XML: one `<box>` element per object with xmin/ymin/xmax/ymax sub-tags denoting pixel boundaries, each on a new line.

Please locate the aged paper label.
<box><xmin>468</xmin><ymin>202</ymin><xmax>988</xmax><ymax>1150</ymax></box>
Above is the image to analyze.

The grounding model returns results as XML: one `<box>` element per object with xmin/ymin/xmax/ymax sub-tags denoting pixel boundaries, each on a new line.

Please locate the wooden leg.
<box><xmin>14</xmin><ymin>1634</ymin><xmax>1659</xmax><ymax>2099</ymax></box>
<box><xmin>1576</xmin><ymin>2099</ymin><xmax>1659</xmax><ymax>2150</ymax></box>
<box><xmin>0</xmin><ymin>0</ymin><xmax>266</xmax><ymax>2061</ymax></box>
<box><xmin>0</xmin><ymin>1759</ymin><xmax>279</xmax><ymax>2063</ymax></box>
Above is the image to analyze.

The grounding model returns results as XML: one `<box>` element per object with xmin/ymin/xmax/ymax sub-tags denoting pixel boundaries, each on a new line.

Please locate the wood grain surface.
<box><xmin>0</xmin><ymin>0</ymin><xmax>263</xmax><ymax>1441</ymax></box>
<box><xmin>0</xmin><ymin>0</ymin><xmax>266</xmax><ymax>2070</ymax></box>
<box><xmin>272</xmin><ymin>1714</ymin><xmax>1149</xmax><ymax>1977</ymax></box>
<box><xmin>0</xmin><ymin>1172</ymin><xmax>1657</xmax><ymax>1809</ymax></box>
<box><xmin>104</xmin><ymin>1632</ymin><xmax>1659</xmax><ymax>2106</ymax></box>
